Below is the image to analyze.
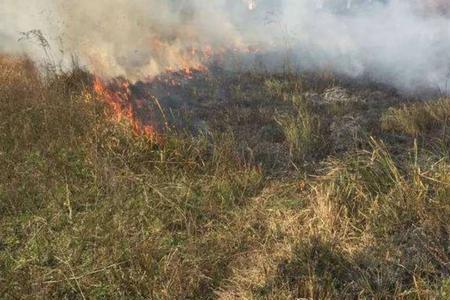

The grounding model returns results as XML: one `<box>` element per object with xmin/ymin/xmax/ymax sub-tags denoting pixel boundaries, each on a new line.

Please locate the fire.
<box><xmin>89</xmin><ymin>33</ymin><xmax>258</xmax><ymax>142</ymax></box>
<box><xmin>93</xmin><ymin>76</ymin><xmax>159</xmax><ymax>141</ymax></box>
<box><xmin>141</xmin><ymin>38</ymin><xmax>214</xmax><ymax>79</ymax></box>
<box><xmin>91</xmin><ymin>46</ymin><xmax>216</xmax><ymax>142</ymax></box>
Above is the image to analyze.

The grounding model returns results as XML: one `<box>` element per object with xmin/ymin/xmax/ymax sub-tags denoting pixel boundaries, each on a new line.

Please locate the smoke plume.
<box><xmin>1</xmin><ymin>0</ymin><xmax>449</xmax><ymax>93</ymax></box>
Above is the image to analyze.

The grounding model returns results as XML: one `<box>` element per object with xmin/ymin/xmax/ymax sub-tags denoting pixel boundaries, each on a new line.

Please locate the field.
<box><xmin>1</xmin><ymin>55</ymin><xmax>450</xmax><ymax>299</ymax></box>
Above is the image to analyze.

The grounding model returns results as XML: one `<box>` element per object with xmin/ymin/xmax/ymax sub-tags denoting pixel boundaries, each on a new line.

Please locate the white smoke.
<box><xmin>1</xmin><ymin>0</ymin><xmax>449</xmax><ymax>93</ymax></box>
<box><xmin>278</xmin><ymin>0</ymin><xmax>450</xmax><ymax>92</ymax></box>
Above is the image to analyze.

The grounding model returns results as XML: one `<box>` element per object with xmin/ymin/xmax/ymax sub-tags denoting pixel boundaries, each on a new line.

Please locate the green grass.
<box><xmin>1</xmin><ymin>55</ymin><xmax>449</xmax><ymax>299</ymax></box>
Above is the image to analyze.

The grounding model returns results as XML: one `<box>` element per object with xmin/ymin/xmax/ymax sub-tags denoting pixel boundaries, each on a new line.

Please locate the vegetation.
<box><xmin>1</xmin><ymin>55</ymin><xmax>449</xmax><ymax>299</ymax></box>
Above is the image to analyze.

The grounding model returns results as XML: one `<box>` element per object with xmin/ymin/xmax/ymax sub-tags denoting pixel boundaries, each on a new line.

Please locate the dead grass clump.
<box><xmin>381</xmin><ymin>98</ymin><xmax>450</xmax><ymax>136</ymax></box>
<box><xmin>275</xmin><ymin>95</ymin><xmax>329</xmax><ymax>162</ymax></box>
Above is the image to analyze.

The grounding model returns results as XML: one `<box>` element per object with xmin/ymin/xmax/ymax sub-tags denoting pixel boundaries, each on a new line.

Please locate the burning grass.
<box><xmin>1</xmin><ymin>56</ymin><xmax>450</xmax><ymax>299</ymax></box>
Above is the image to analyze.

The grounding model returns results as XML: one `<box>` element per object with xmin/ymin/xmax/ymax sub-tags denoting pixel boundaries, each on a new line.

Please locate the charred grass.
<box><xmin>1</xmin><ymin>56</ymin><xmax>449</xmax><ymax>299</ymax></box>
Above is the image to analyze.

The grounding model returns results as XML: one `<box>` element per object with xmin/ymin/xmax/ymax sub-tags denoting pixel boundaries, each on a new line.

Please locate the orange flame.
<box><xmin>93</xmin><ymin>76</ymin><xmax>159</xmax><ymax>141</ymax></box>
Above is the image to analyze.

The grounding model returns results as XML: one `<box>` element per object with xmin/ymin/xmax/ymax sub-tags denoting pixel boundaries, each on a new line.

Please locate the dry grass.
<box><xmin>1</xmin><ymin>55</ymin><xmax>449</xmax><ymax>299</ymax></box>
<box><xmin>381</xmin><ymin>98</ymin><xmax>450</xmax><ymax>136</ymax></box>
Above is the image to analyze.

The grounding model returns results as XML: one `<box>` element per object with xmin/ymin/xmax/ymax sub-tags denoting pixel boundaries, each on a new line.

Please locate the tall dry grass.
<box><xmin>0</xmin><ymin>55</ymin><xmax>449</xmax><ymax>299</ymax></box>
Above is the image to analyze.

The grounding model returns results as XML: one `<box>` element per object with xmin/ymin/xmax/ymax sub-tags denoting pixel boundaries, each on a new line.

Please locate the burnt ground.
<box><xmin>119</xmin><ymin>67</ymin><xmax>422</xmax><ymax>172</ymax></box>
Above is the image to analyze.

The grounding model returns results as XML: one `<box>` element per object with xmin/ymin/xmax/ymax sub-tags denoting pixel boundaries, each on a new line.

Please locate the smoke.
<box><xmin>279</xmin><ymin>0</ymin><xmax>450</xmax><ymax>93</ymax></box>
<box><xmin>1</xmin><ymin>0</ymin><xmax>449</xmax><ymax>93</ymax></box>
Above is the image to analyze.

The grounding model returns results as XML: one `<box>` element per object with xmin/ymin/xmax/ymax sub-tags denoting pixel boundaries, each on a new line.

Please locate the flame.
<box><xmin>89</xmin><ymin>35</ymin><xmax>258</xmax><ymax>141</ymax></box>
<box><xmin>142</xmin><ymin>38</ymin><xmax>213</xmax><ymax>78</ymax></box>
<box><xmin>93</xmin><ymin>76</ymin><xmax>159</xmax><ymax>141</ymax></box>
